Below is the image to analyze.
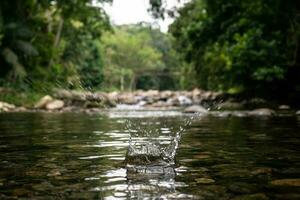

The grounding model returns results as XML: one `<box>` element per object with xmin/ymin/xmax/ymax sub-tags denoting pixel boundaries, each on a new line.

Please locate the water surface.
<box><xmin>0</xmin><ymin>112</ymin><xmax>299</xmax><ymax>199</ymax></box>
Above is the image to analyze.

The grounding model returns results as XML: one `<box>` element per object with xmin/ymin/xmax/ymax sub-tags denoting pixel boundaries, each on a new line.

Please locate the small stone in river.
<box><xmin>270</xmin><ymin>179</ymin><xmax>300</xmax><ymax>187</ymax></box>
<box><xmin>228</xmin><ymin>182</ymin><xmax>258</xmax><ymax>194</ymax></box>
<box><xmin>47</xmin><ymin>169</ymin><xmax>61</xmax><ymax>177</ymax></box>
<box><xmin>183</xmin><ymin>105</ymin><xmax>208</xmax><ymax>113</ymax></box>
<box><xmin>279</xmin><ymin>105</ymin><xmax>290</xmax><ymax>110</ymax></box>
<box><xmin>46</xmin><ymin>100</ymin><xmax>64</xmax><ymax>110</ymax></box>
<box><xmin>251</xmin><ymin>167</ymin><xmax>273</xmax><ymax>175</ymax></box>
<box><xmin>248</xmin><ymin>108</ymin><xmax>275</xmax><ymax>117</ymax></box>
<box><xmin>195</xmin><ymin>178</ymin><xmax>215</xmax><ymax>184</ymax></box>
<box><xmin>231</xmin><ymin>193</ymin><xmax>269</xmax><ymax>200</ymax></box>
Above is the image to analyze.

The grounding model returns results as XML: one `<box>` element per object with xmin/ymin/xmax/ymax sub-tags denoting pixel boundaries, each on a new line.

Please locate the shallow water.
<box><xmin>0</xmin><ymin>111</ymin><xmax>300</xmax><ymax>199</ymax></box>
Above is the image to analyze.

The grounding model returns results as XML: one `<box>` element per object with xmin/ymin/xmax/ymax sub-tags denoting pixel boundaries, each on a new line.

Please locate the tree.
<box><xmin>101</xmin><ymin>25</ymin><xmax>164</xmax><ymax>90</ymax></box>
<box><xmin>0</xmin><ymin>0</ymin><xmax>111</xmax><ymax>90</ymax></box>
<box><xmin>170</xmin><ymin>0</ymin><xmax>300</xmax><ymax>99</ymax></box>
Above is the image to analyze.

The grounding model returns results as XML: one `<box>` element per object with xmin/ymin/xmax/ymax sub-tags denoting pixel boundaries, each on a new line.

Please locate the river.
<box><xmin>0</xmin><ymin>111</ymin><xmax>299</xmax><ymax>199</ymax></box>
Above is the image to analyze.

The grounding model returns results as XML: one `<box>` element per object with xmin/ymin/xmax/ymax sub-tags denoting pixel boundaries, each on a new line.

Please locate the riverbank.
<box><xmin>0</xmin><ymin>88</ymin><xmax>299</xmax><ymax>116</ymax></box>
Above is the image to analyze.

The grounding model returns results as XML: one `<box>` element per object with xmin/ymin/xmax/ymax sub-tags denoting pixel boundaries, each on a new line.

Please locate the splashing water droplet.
<box><xmin>124</xmin><ymin>117</ymin><xmax>193</xmax><ymax>167</ymax></box>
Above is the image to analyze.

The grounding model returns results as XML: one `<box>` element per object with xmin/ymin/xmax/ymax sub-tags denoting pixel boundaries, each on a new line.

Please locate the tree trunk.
<box><xmin>130</xmin><ymin>75</ymin><xmax>136</xmax><ymax>91</ymax></box>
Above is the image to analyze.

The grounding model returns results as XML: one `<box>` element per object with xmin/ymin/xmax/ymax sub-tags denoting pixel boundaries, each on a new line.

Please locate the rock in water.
<box><xmin>46</xmin><ymin>100</ymin><xmax>64</xmax><ymax>110</ymax></box>
<box><xmin>183</xmin><ymin>105</ymin><xmax>208</xmax><ymax>114</ymax></box>
<box><xmin>279</xmin><ymin>105</ymin><xmax>290</xmax><ymax>110</ymax></box>
<box><xmin>34</xmin><ymin>95</ymin><xmax>53</xmax><ymax>109</ymax></box>
<box><xmin>270</xmin><ymin>179</ymin><xmax>300</xmax><ymax>187</ymax></box>
<box><xmin>248</xmin><ymin>108</ymin><xmax>275</xmax><ymax>116</ymax></box>
<box><xmin>217</xmin><ymin>101</ymin><xmax>244</xmax><ymax>110</ymax></box>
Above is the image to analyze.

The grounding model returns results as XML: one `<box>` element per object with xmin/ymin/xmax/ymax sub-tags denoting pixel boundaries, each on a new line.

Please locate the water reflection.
<box><xmin>0</xmin><ymin>112</ymin><xmax>299</xmax><ymax>199</ymax></box>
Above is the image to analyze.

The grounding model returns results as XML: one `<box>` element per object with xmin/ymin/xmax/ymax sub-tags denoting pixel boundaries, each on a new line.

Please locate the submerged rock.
<box><xmin>183</xmin><ymin>105</ymin><xmax>208</xmax><ymax>114</ymax></box>
<box><xmin>248</xmin><ymin>108</ymin><xmax>275</xmax><ymax>117</ymax></box>
<box><xmin>279</xmin><ymin>105</ymin><xmax>290</xmax><ymax>110</ymax></box>
<box><xmin>231</xmin><ymin>193</ymin><xmax>269</xmax><ymax>200</ymax></box>
<box><xmin>195</xmin><ymin>178</ymin><xmax>215</xmax><ymax>184</ymax></box>
<box><xmin>46</xmin><ymin>100</ymin><xmax>64</xmax><ymax>110</ymax></box>
<box><xmin>270</xmin><ymin>179</ymin><xmax>300</xmax><ymax>187</ymax></box>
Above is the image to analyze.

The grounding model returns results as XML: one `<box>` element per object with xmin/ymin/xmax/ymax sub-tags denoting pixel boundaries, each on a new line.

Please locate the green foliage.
<box><xmin>0</xmin><ymin>0</ymin><xmax>111</xmax><ymax>91</ymax></box>
<box><xmin>101</xmin><ymin>24</ymin><xmax>182</xmax><ymax>91</ymax></box>
<box><xmin>170</xmin><ymin>0</ymin><xmax>300</xmax><ymax>97</ymax></box>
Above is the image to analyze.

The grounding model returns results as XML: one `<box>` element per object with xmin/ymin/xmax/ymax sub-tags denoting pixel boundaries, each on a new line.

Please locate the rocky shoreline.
<box><xmin>1</xmin><ymin>88</ymin><xmax>299</xmax><ymax>117</ymax></box>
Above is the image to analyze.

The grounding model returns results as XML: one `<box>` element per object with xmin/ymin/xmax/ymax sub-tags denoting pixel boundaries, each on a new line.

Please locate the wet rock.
<box><xmin>54</xmin><ymin>89</ymin><xmax>74</xmax><ymax>100</ymax></box>
<box><xmin>228</xmin><ymin>182</ymin><xmax>258</xmax><ymax>194</ymax></box>
<box><xmin>84</xmin><ymin>101</ymin><xmax>105</xmax><ymax>108</ymax></box>
<box><xmin>14</xmin><ymin>106</ymin><xmax>27</xmax><ymax>112</ymax></box>
<box><xmin>118</xmin><ymin>93</ymin><xmax>137</xmax><ymax>105</ymax></box>
<box><xmin>274</xmin><ymin>193</ymin><xmax>300</xmax><ymax>200</ymax></box>
<box><xmin>251</xmin><ymin>167</ymin><xmax>273</xmax><ymax>175</ymax></box>
<box><xmin>34</xmin><ymin>95</ymin><xmax>53</xmax><ymax>109</ymax></box>
<box><xmin>216</xmin><ymin>167</ymin><xmax>251</xmax><ymax>178</ymax></box>
<box><xmin>217</xmin><ymin>101</ymin><xmax>244</xmax><ymax>110</ymax></box>
<box><xmin>13</xmin><ymin>188</ymin><xmax>33</xmax><ymax>197</ymax></box>
<box><xmin>183</xmin><ymin>105</ymin><xmax>208</xmax><ymax>114</ymax></box>
<box><xmin>231</xmin><ymin>111</ymin><xmax>248</xmax><ymax>117</ymax></box>
<box><xmin>296</xmin><ymin>110</ymin><xmax>300</xmax><ymax>115</ymax></box>
<box><xmin>195</xmin><ymin>178</ymin><xmax>215</xmax><ymax>184</ymax></box>
<box><xmin>248</xmin><ymin>108</ymin><xmax>275</xmax><ymax>117</ymax></box>
<box><xmin>32</xmin><ymin>181</ymin><xmax>54</xmax><ymax>191</ymax></box>
<box><xmin>279</xmin><ymin>105</ymin><xmax>290</xmax><ymax>110</ymax></box>
<box><xmin>270</xmin><ymin>179</ymin><xmax>300</xmax><ymax>187</ymax></box>
<box><xmin>212</xmin><ymin>111</ymin><xmax>233</xmax><ymax>117</ymax></box>
<box><xmin>0</xmin><ymin>101</ymin><xmax>16</xmax><ymax>112</ymax></box>
<box><xmin>231</xmin><ymin>193</ymin><xmax>269</xmax><ymax>200</ymax></box>
<box><xmin>47</xmin><ymin>169</ymin><xmax>61</xmax><ymax>177</ymax></box>
<box><xmin>46</xmin><ymin>100</ymin><xmax>64</xmax><ymax>110</ymax></box>
<box><xmin>0</xmin><ymin>178</ymin><xmax>4</xmax><ymax>186</ymax></box>
<box><xmin>150</xmin><ymin>101</ymin><xmax>172</xmax><ymax>108</ymax></box>
<box><xmin>178</xmin><ymin>95</ymin><xmax>192</xmax><ymax>106</ymax></box>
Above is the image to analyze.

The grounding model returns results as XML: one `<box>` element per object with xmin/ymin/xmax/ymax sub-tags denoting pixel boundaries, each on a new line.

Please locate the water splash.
<box><xmin>124</xmin><ymin>117</ymin><xmax>193</xmax><ymax>166</ymax></box>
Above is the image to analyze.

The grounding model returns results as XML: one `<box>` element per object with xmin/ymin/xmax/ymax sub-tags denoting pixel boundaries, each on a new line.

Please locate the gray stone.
<box><xmin>231</xmin><ymin>193</ymin><xmax>269</xmax><ymax>200</ymax></box>
<box><xmin>46</xmin><ymin>100</ymin><xmax>64</xmax><ymax>110</ymax></box>
<box><xmin>195</xmin><ymin>178</ymin><xmax>215</xmax><ymax>184</ymax></box>
<box><xmin>217</xmin><ymin>101</ymin><xmax>244</xmax><ymax>110</ymax></box>
<box><xmin>296</xmin><ymin>110</ymin><xmax>300</xmax><ymax>115</ymax></box>
<box><xmin>270</xmin><ymin>179</ymin><xmax>300</xmax><ymax>187</ymax></box>
<box><xmin>178</xmin><ymin>95</ymin><xmax>193</xmax><ymax>106</ymax></box>
<box><xmin>248</xmin><ymin>108</ymin><xmax>275</xmax><ymax>116</ymax></box>
<box><xmin>279</xmin><ymin>105</ymin><xmax>290</xmax><ymax>110</ymax></box>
